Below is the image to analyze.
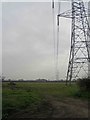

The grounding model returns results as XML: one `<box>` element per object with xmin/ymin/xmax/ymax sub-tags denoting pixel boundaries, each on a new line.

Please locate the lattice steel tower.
<box><xmin>57</xmin><ymin>0</ymin><xmax>90</xmax><ymax>84</ymax></box>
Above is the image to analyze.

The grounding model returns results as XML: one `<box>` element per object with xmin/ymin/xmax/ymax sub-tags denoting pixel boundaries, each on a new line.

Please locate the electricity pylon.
<box><xmin>57</xmin><ymin>0</ymin><xmax>90</xmax><ymax>84</ymax></box>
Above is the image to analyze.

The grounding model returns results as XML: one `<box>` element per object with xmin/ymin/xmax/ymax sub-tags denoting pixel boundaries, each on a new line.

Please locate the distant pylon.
<box><xmin>57</xmin><ymin>0</ymin><xmax>90</xmax><ymax>84</ymax></box>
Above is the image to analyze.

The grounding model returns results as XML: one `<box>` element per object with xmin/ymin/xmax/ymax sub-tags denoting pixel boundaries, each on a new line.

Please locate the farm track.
<box><xmin>47</xmin><ymin>96</ymin><xmax>88</xmax><ymax>118</ymax></box>
<box><xmin>8</xmin><ymin>96</ymin><xmax>88</xmax><ymax>119</ymax></box>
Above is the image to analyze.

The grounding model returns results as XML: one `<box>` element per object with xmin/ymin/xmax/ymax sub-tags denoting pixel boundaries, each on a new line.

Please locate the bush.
<box><xmin>8</xmin><ymin>81</ymin><xmax>16</xmax><ymax>90</ymax></box>
<box><xmin>77</xmin><ymin>78</ymin><xmax>90</xmax><ymax>92</ymax></box>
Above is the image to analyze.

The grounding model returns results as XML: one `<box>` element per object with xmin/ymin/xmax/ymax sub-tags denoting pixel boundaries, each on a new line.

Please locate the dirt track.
<box><xmin>47</xmin><ymin>97</ymin><xmax>88</xmax><ymax>118</ymax></box>
<box><xmin>8</xmin><ymin>96</ymin><xmax>88</xmax><ymax>119</ymax></box>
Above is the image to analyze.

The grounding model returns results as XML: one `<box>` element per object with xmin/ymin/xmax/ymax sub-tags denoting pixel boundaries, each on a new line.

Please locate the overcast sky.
<box><xmin>1</xmin><ymin>1</ymin><xmax>89</xmax><ymax>80</ymax></box>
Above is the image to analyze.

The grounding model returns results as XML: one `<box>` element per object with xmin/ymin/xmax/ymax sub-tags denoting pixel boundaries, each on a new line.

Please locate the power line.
<box><xmin>56</xmin><ymin>1</ymin><xmax>61</xmax><ymax>81</ymax></box>
<box><xmin>52</xmin><ymin>0</ymin><xmax>56</xmax><ymax>80</ymax></box>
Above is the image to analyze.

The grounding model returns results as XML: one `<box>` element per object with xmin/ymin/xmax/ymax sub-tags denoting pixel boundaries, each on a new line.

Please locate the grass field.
<box><xmin>2</xmin><ymin>82</ymin><xmax>89</xmax><ymax>119</ymax></box>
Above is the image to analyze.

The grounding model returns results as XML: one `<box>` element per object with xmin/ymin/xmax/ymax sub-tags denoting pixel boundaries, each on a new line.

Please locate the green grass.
<box><xmin>15</xmin><ymin>82</ymin><xmax>79</xmax><ymax>97</ymax></box>
<box><xmin>2</xmin><ymin>82</ymin><xmax>89</xmax><ymax>119</ymax></box>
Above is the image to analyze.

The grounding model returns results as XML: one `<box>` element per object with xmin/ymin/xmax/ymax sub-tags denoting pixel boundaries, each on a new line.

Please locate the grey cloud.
<box><xmin>2</xmin><ymin>2</ymin><xmax>75</xmax><ymax>80</ymax></box>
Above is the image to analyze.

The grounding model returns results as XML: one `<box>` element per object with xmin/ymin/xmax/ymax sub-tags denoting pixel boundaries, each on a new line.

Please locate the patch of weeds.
<box><xmin>73</xmin><ymin>90</ymin><xmax>89</xmax><ymax>100</ymax></box>
<box><xmin>2</xmin><ymin>88</ymin><xmax>42</xmax><ymax>119</ymax></box>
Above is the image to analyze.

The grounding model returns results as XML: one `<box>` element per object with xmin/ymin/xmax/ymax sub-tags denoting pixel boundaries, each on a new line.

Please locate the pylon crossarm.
<box><xmin>58</xmin><ymin>9</ymin><xmax>72</xmax><ymax>18</ymax></box>
<box><xmin>58</xmin><ymin>8</ymin><xmax>90</xmax><ymax>19</ymax></box>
